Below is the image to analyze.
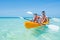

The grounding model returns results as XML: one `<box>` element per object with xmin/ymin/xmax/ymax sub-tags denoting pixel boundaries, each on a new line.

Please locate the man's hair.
<box><xmin>42</xmin><ymin>11</ymin><xmax>45</xmax><ymax>13</ymax></box>
<box><xmin>42</xmin><ymin>11</ymin><xmax>45</xmax><ymax>15</ymax></box>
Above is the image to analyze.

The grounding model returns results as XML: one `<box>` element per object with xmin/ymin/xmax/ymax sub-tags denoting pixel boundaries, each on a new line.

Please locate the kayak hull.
<box><xmin>24</xmin><ymin>21</ymin><xmax>48</xmax><ymax>29</ymax></box>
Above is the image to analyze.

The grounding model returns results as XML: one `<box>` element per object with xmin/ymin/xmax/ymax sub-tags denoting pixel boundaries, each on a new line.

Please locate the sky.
<box><xmin>0</xmin><ymin>0</ymin><xmax>60</xmax><ymax>17</ymax></box>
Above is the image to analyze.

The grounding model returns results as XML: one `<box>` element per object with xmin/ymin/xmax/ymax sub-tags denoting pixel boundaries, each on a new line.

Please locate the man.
<box><xmin>40</xmin><ymin>11</ymin><xmax>48</xmax><ymax>24</ymax></box>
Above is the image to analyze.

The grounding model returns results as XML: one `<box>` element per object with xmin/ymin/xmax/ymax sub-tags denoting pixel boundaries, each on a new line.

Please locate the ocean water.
<box><xmin>0</xmin><ymin>17</ymin><xmax>60</xmax><ymax>40</ymax></box>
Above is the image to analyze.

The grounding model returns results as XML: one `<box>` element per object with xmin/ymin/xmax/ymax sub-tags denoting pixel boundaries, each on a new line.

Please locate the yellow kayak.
<box><xmin>24</xmin><ymin>21</ymin><xmax>49</xmax><ymax>29</ymax></box>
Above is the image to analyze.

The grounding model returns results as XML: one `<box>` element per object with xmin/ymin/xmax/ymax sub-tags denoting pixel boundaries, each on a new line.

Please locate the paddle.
<box><xmin>23</xmin><ymin>11</ymin><xmax>33</xmax><ymax>21</ymax></box>
<box><xmin>24</xmin><ymin>17</ymin><xmax>31</xmax><ymax>21</ymax></box>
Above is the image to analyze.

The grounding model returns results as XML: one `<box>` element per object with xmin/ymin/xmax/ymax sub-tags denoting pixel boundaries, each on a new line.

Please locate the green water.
<box><xmin>0</xmin><ymin>17</ymin><xmax>60</xmax><ymax>40</ymax></box>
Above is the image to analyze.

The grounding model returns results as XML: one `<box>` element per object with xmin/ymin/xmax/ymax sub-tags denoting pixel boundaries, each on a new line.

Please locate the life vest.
<box><xmin>34</xmin><ymin>16</ymin><xmax>40</xmax><ymax>21</ymax></box>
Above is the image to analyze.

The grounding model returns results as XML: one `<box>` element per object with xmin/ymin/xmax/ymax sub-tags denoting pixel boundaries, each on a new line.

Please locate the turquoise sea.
<box><xmin>0</xmin><ymin>17</ymin><xmax>60</xmax><ymax>40</ymax></box>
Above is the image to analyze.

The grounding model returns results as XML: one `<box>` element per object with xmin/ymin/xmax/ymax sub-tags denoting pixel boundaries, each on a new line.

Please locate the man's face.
<box><xmin>42</xmin><ymin>13</ymin><xmax>45</xmax><ymax>15</ymax></box>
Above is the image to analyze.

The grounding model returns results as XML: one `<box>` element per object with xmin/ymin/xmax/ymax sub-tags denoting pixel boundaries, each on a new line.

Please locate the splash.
<box><xmin>52</xmin><ymin>18</ymin><xmax>60</xmax><ymax>22</ymax></box>
<box><xmin>20</xmin><ymin>17</ymin><xmax>24</xmax><ymax>19</ymax></box>
<box><xmin>47</xmin><ymin>24</ymin><xmax>59</xmax><ymax>32</ymax></box>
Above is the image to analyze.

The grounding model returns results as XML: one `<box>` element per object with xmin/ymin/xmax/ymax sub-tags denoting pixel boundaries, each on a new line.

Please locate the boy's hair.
<box><xmin>34</xmin><ymin>13</ymin><xmax>37</xmax><ymax>15</ymax></box>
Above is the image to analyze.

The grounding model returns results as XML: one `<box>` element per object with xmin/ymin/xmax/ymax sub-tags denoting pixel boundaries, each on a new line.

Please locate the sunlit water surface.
<box><xmin>0</xmin><ymin>17</ymin><xmax>60</xmax><ymax>40</ymax></box>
